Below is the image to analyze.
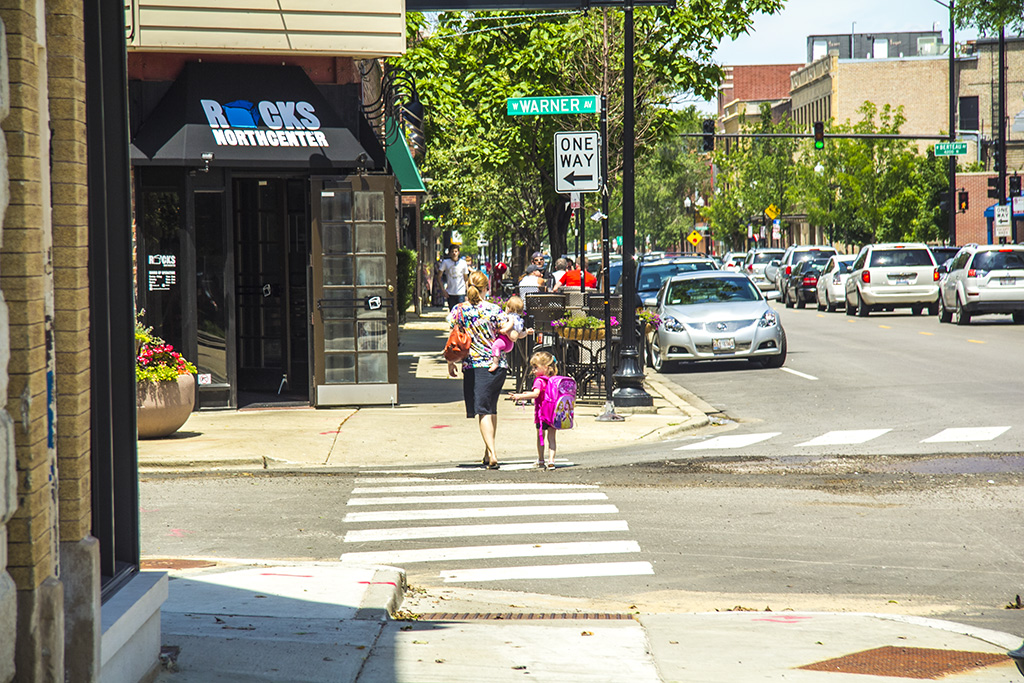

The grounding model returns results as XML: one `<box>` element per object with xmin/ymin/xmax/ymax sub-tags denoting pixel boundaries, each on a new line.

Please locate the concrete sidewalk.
<box><xmin>152</xmin><ymin>560</ymin><xmax>1023</xmax><ymax>682</ymax></box>
<box><xmin>138</xmin><ymin>311</ymin><xmax>710</xmax><ymax>472</ymax></box>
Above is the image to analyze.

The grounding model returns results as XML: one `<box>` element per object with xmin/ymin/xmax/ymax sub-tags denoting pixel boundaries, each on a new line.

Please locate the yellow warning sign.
<box><xmin>686</xmin><ymin>230</ymin><xmax>703</xmax><ymax>247</ymax></box>
<box><xmin>764</xmin><ymin>204</ymin><xmax>779</xmax><ymax>220</ymax></box>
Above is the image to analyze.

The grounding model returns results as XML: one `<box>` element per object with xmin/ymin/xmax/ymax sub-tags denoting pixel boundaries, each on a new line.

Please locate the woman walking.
<box><xmin>447</xmin><ymin>270</ymin><xmax>507</xmax><ymax>469</ymax></box>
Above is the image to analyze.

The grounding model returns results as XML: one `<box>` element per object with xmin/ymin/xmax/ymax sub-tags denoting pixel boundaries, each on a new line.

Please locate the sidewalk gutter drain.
<box><xmin>798</xmin><ymin>646</ymin><xmax>1010</xmax><ymax>679</ymax></box>
<box><xmin>141</xmin><ymin>559</ymin><xmax>217</xmax><ymax>570</ymax></box>
<box><xmin>414</xmin><ymin>613</ymin><xmax>635</xmax><ymax>621</ymax></box>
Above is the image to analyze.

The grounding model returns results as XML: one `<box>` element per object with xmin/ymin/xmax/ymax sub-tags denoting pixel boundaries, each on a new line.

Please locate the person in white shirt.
<box><xmin>439</xmin><ymin>245</ymin><xmax>470</xmax><ymax>309</ymax></box>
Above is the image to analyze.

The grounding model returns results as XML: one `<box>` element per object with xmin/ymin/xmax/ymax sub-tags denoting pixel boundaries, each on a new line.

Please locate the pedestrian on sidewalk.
<box><xmin>507</xmin><ymin>350</ymin><xmax>558</xmax><ymax>470</ymax></box>
<box><xmin>447</xmin><ymin>270</ymin><xmax>507</xmax><ymax>469</ymax></box>
<box><xmin>439</xmin><ymin>245</ymin><xmax>469</xmax><ymax>309</ymax></box>
<box><xmin>488</xmin><ymin>295</ymin><xmax>532</xmax><ymax>373</ymax></box>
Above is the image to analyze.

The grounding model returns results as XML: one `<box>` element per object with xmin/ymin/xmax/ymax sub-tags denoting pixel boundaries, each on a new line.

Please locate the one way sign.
<box><xmin>554</xmin><ymin>131</ymin><xmax>601</xmax><ymax>194</ymax></box>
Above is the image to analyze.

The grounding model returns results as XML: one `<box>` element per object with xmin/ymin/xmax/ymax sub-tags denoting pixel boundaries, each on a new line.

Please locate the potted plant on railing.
<box><xmin>550</xmin><ymin>313</ymin><xmax>620</xmax><ymax>341</ymax></box>
<box><xmin>136</xmin><ymin>314</ymin><xmax>197</xmax><ymax>439</ymax></box>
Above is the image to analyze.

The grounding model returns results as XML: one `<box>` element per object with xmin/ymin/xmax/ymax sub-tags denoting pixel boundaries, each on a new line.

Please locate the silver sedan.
<box><xmin>645</xmin><ymin>272</ymin><xmax>787</xmax><ymax>372</ymax></box>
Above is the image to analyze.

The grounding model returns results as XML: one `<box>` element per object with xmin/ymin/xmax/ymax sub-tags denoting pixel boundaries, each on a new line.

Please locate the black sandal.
<box><xmin>487</xmin><ymin>463</ymin><xmax>500</xmax><ymax>470</ymax></box>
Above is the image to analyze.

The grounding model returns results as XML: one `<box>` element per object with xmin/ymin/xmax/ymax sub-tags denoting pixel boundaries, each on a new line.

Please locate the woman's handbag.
<box><xmin>443</xmin><ymin>324</ymin><xmax>472</xmax><ymax>362</ymax></box>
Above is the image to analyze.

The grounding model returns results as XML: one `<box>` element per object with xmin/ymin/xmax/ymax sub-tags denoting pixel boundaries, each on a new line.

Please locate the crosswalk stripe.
<box><xmin>347</xmin><ymin>492</ymin><xmax>608</xmax><ymax>506</ymax></box>
<box><xmin>921</xmin><ymin>426</ymin><xmax>1010</xmax><ymax>443</ymax></box>
<box><xmin>675</xmin><ymin>432</ymin><xmax>780</xmax><ymax>450</ymax></box>
<box><xmin>339</xmin><ymin>540</ymin><xmax>641</xmax><ymax>565</ymax></box>
<box><xmin>796</xmin><ymin>429</ymin><xmax>892</xmax><ymax>447</ymax></box>
<box><xmin>352</xmin><ymin>483</ymin><xmax>596</xmax><ymax>494</ymax></box>
<box><xmin>440</xmin><ymin>561</ymin><xmax>655</xmax><ymax>583</ymax></box>
<box><xmin>344</xmin><ymin>504</ymin><xmax>618</xmax><ymax>523</ymax></box>
<box><xmin>343</xmin><ymin>520</ymin><xmax>630</xmax><ymax>543</ymax></box>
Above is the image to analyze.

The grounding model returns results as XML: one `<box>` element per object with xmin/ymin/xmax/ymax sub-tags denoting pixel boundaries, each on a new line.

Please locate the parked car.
<box><xmin>844</xmin><ymin>243</ymin><xmax>939</xmax><ymax>317</ymax></box>
<box><xmin>769</xmin><ymin>245</ymin><xmax>838</xmax><ymax>294</ymax></box>
<box><xmin>937</xmin><ymin>243</ymin><xmax>1024</xmax><ymax>325</ymax></box>
<box><xmin>782</xmin><ymin>258</ymin><xmax>830</xmax><ymax>309</ymax></box>
<box><xmin>741</xmin><ymin>248</ymin><xmax>785</xmax><ymax>291</ymax></box>
<box><xmin>721</xmin><ymin>251</ymin><xmax>747</xmax><ymax>272</ymax></box>
<box><xmin>646</xmin><ymin>271</ymin><xmax>786</xmax><ymax>372</ymax></box>
<box><xmin>618</xmin><ymin>256</ymin><xmax>718</xmax><ymax>308</ymax></box>
<box><xmin>929</xmin><ymin>245</ymin><xmax>960</xmax><ymax>267</ymax></box>
<box><xmin>815</xmin><ymin>254</ymin><xmax>857</xmax><ymax>312</ymax></box>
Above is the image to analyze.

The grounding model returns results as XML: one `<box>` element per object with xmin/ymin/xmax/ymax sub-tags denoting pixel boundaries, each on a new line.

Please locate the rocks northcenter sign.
<box><xmin>554</xmin><ymin>131</ymin><xmax>601</xmax><ymax>193</ymax></box>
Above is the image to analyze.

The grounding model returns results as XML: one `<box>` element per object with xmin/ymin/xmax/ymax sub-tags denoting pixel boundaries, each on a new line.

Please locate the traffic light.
<box><xmin>957</xmin><ymin>190</ymin><xmax>969</xmax><ymax>213</ymax></box>
<box><xmin>988</xmin><ymin>176</ymin><xmax>1000</xmax><ymax>199</ymax></box>
<box><xmin>1010</xmin><ymin>173</ymin><xmax>1022</xmax><ymax>197</ymax></box>
<box><xmin>938</xmin><ymin>190</ymin><xmax>950</xmax><ymax>217</ymax></box>
<box><xmin>701</xmin><ymin>119</ymin><xmax>715</xmax><ymax>152</ymax></box>
<box><xmin>813</xmin><ymin>121</ymin><xmax>824</xmax><ymax>150</ymax></box>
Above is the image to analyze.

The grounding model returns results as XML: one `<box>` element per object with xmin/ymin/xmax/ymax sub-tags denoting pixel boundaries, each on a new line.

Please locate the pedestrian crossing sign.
<box><xmin>686</xmin><ymin>230</ymin><xmax>702</xmax><ymax>247</ymax></box>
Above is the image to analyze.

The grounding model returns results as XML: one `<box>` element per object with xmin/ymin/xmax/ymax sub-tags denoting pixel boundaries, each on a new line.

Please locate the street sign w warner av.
<box><xmin>507</xmin><ymin>95</ymin><xmax>599</xmax><ymax>116</ymax></box>
<box><xmin>554</xmin><ymin>131</ymin><xmax>601</xmax><ymax>193</ymax></box>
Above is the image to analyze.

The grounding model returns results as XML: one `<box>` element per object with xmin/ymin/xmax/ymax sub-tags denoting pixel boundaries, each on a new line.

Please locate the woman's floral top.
<box><xmin>448</xmin><ymin>300</ymin><xmax>507</xmax><ymax>369</ymax></box>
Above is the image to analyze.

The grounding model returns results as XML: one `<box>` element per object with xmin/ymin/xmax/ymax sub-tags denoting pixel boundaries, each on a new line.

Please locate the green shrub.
<box><xmin>397</xmin><ymin>247</ymin><xmax>418</xmax><ymax>313</ymax></box>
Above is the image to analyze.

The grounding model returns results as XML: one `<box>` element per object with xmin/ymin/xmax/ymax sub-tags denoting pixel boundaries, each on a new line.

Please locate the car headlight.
<box><xmin>758</xmin><ymin>310</ymin><xmax>778</xmax><ymax>328</ymax></box>
<box><xmin>662</xmin><ymin>315</ymin><xmax>685</xmax><ymax>332</ymax></box>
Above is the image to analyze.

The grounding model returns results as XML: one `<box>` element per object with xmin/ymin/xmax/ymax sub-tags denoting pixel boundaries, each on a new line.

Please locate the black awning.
<box><xmin>131</xmin><ymin>62</ymin><xmax>374</xmax><ymax>170</ymax></box>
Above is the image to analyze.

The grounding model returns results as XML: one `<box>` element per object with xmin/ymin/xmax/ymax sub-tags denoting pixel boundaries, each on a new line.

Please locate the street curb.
<box><xmin>642</xmin><ymin>374</ymin><xmax>711</xmax><ymax>439</ymax></box>
<box><xmin>355</xmin><ymin>565</ymin><xmax>408</xmax><ymax>621</ymax></box>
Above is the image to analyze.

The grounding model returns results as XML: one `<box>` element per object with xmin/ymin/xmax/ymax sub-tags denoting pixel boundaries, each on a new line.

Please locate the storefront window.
<box><xmin>195</xmin><ymin>192</ymin><xmax>228</xmax><ymax>392</ymax></box>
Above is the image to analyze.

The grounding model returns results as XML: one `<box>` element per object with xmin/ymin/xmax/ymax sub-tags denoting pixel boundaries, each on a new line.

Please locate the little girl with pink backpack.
<box><xmin>507</xmin><ymin>351</ymin><xmax>576</xmax><ymax>470</ymax></box>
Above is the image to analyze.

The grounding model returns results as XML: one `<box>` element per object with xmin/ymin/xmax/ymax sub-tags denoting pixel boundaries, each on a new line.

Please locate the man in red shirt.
<box><xmin>555</xmin><ymin>257</ymin><xmax>597</xmax><ymax>290</ymax></box>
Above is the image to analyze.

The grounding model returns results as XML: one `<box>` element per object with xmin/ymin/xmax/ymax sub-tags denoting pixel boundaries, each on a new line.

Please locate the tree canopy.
<box><xmin>954</xmin><ymin>0</ymin><xmax>1024</xmax><ymax>33</ymax></box>
<box><xmin>395</xmin><ymin>2</ymin><xmax>783</xmax><ymax>266</ymax></box>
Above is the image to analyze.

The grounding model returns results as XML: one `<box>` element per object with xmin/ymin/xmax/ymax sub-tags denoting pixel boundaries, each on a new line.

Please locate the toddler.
<box><xmin>488</xmin><ymin>295</ymin><xmax>532</xmax><ymax>372</ymax></box>
<box><xmin>507</xmin><ymin>351</ymin><xmax>558</xmax><ymax>470</ymax></box>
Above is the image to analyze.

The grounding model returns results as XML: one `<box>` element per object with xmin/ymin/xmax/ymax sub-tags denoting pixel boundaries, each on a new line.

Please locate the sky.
<box><xmin>692</xmin><ymin>0</ymin><xmax>978</xmax><ymax>110</ymax></box>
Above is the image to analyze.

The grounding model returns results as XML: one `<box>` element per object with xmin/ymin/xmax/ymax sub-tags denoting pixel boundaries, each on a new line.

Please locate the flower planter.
<box><xmin>555</xmin><ymin>327</ymin><xmax>605</xmax><ymax>341</ymax></box>
<box><xmin>137</xmin><ymin>373</ymin><xmax>195</xmax><ymax>439</ymax></box>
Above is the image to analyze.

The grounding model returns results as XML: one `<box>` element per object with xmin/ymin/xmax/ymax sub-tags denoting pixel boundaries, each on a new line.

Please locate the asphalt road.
<box><xmin>139</xmin><ymin>301</ymin><xmax>1024</xmax><ymax>640</ymax></box>
<box><xmin>655</xmin><ymin>301</ymin><xmax>1024</xmax><ymax>458</ymax></box>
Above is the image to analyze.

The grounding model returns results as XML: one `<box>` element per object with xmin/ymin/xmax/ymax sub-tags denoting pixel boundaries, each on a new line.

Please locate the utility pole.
<box><xmin>947</xmin><ymin>1</ymin><xmax>956</xmax><ymax>245</ymax></box>
<box><xmin>612</xmin><ymin>1</ymin><xmax>652</xmax><ymax>408</ymax></box>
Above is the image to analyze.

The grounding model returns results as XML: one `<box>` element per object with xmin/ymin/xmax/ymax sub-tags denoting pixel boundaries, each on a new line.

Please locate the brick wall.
<box><xmin>718</xmin><ymin>63</ymin><xmax>802</xmax><ymax>118</ymax></box>
<box><xmin>958</xmin><ymin>37</ymin><xmax>1024</xmax><ymax>173</ymax></box>
<box><xmin>836</xmin><ymin>58</ymin><xmax>949</xmax><ymax>153</ymax></box>
<box><xmin>48</xmin><ymin>0</ymin><xmax>90</xmax><ymax>546</ymax></box>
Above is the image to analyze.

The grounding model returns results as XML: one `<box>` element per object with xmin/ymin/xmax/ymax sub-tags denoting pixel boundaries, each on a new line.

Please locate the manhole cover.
<box><xmin>141</xmin><ymin>558</ymin><xmax>217</xmax><ymax>570</ymax></box>
<box><xmin>798</xmin><ymin>646</ymin><xmax>1009</xmax><ymax>679</ymax></box>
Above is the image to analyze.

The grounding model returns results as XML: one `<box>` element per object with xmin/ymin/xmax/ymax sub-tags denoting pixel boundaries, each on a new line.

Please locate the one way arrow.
<box><xmin>562</xmin><ymin>171</ymin><xmax>594</xmax><ymax>186</ymax></box>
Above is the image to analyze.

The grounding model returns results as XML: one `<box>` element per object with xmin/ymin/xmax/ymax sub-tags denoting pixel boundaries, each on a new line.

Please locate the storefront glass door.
<box><xmin>311</xmin><ymin>175</ymin><xmax>398</xmax><ymax>405</ymax></box>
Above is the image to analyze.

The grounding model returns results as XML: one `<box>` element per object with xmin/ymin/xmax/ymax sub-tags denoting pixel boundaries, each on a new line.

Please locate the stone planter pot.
<box><xmin>555</xmin><ymin>327</ymin><xmax>605</xmax><ymax>342</ymax></box>
<box><xmin>137</xmin><ymin>374</ymin><xmax>195</xmax><ymax>439</ymax></box>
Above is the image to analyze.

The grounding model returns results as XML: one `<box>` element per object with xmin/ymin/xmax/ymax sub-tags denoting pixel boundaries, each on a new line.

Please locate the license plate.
<box><xmin>1000</xmin><ymin>277</ymin><xmax>1016</xmax><ymax>285</ymax></box>
<box><xmin>712</xmin><ymin>338</ymin><xmax>735</xmax><ymax>352</ymax></box>
<box><xmin>893</xmin><ymin>279</ymin><xmax>911</xmax><ymax>285</ymax></box>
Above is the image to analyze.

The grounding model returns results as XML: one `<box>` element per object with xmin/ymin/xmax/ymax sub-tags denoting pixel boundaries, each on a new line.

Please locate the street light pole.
<box><xmin>612</xmin><ymin>1</ymin><xmax>653</xmax><ymax>408</ymax></box>
<box><xmin>930</xmin><ymin>0</ymin><xmax>957</xmax><ymax>245</ymax></box>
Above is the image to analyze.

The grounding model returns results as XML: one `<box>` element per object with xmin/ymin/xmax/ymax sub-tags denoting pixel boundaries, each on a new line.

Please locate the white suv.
<box><xmin>768</xmin><ymin>245</ymin><xmax>838</xmax><ymax>301</ymax></box>
<box><xmin>938</xmin><ymin>243</ymin><xmax>1024</xmax><ymax>325</ymax></box>
<box><xmin>844</xmin><ymin>243</ymin><xmax>938</xmax><ymax>317</ymax></box>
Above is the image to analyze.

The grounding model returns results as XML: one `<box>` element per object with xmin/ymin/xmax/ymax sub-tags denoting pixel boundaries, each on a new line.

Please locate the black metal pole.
<box><xmin>999</xmin><ymin>26</ymin><xmax>1007</xmax><ymax>207</ymax></box>
<box><xmin>948</xmin><ymin>2</ymin><xmax>957</xmax><ymax>245</ymax></box>
<box><xmin>612</xmin><ymin>2</ymin><xmax>652</xmax><ymax>407</ymax></box>
<box><xmin>597</xmin><ymin>95</ymin><xmax>621</xmax><ymax>420</ymax></box>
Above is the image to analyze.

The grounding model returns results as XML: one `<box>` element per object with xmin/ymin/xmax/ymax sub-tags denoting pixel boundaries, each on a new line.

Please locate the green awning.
<box><xmin>385</xmin><ymin>118</ymin><xmax>426</xmax><ymax>194</ymax></box>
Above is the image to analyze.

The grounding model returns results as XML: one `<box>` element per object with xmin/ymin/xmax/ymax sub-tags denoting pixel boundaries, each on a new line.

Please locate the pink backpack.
<box><xmin>537</xmin><ymin>375</ymin><xmax>576</xmax><ymax>445</ymax></box>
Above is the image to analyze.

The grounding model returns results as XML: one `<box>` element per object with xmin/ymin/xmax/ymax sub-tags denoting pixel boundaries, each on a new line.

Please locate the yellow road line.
<box><xmin>967</xmin><ymin>339</ymin><xmax>985</xmax><ymax>344</ymax></box>
<box><xmin>919</xmin><ymin>332</ymin><xmax>934</xmax><ymax>336</ymax></box>
<box><xmin>879</xmin><ymin>325</ymin><xmax>891</xmax><ymax>329</ymax></box>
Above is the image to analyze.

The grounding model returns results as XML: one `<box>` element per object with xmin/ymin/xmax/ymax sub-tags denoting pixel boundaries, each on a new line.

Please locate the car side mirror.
<box><xmin>937</xmin><ymin>264</ymin><xmax>948</xmax><ymax>275</ymax></box>
<box><xmin>768</xmin><ymin>260</ymin><xmax>780</xmax><ymax>267</ymax></box>
<box><xmin>642</xmin><ymin>297</ymin><xmax>658</xmax><ymax>307</ymax></box>
<box><xmin>765</xmin><ymin>290</ymin><xmax>781</xmax><ymax>301</ymax></box>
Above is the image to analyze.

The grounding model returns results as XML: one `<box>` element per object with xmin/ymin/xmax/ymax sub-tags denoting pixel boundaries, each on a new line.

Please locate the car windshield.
<box><xmin>753</xmin><ymin>252</ymin><xmax>782</xmax><ymax>264</ymax></box>
<box><xmin>803</xmin><ymin>260</ymin><xmax>829</xmax><ymax>273</ymax></box>
<box><xmin>666</xmin><ymin>277</ymin><xmax>760</xmax><ymax>305</ymax></box>
<box><xmin>794</xmin><ymin>249</ymin><xmax>835</xmax><ymax>264</ymax></box>
<box><xmin>638</xmin><ymin>262</ymin><xmax>715</xmax><ymax>292</ymax></box>
<box><xmin>869</xmin><ymin>249</ymin><xmax>933</xmax><ymax>267</ymax></box>
<box><xmin>972</xmin><ymin>250</ymin><xmax>1024</xmax><ymax>271</ymax></box>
